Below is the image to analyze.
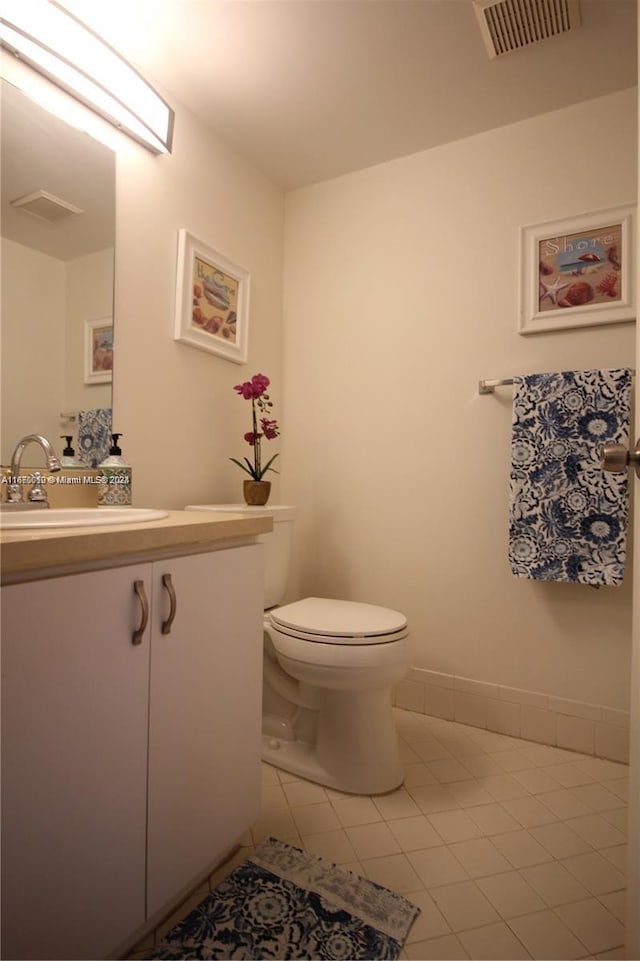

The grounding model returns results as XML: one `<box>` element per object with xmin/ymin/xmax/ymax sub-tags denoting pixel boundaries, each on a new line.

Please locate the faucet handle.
<box><xmin>28</xmin><ymin>472</ymin><xmax>49</xmax><ymax>504</ymax></box>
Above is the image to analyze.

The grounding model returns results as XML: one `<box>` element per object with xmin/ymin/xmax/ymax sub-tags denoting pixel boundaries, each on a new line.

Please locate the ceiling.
<box><xmin>58</xmin><ymin>0</ymin><xmax>637</xmax><ymax>190</ymax></box>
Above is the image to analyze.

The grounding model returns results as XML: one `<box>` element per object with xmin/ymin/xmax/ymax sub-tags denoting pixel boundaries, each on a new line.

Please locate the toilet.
<box><xmin>185</xmin><ymin>504</ymin><xmax>410</xmax><ymax>794</ymax></box>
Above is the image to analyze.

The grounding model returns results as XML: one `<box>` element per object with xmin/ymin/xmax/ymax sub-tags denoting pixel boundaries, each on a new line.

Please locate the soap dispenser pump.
<box><xmin>59</xmin><ymin>435</ymin><xmax>81</xmax><ymax>468</ymax></box>
<box><xmin>98</xmin><ymin>432</ymin><xmax>132</xmax><ymax>506</ymax></box>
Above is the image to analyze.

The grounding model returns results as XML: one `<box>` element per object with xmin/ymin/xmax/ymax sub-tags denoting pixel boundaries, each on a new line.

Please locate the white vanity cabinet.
<box><xmin>1</xmin><ymin>542</ymin><xmax>263</xmax><ymax>961</ymax></box>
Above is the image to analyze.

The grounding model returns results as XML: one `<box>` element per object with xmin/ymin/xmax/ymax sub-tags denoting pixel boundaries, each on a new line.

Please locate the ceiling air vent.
<box><xmin>473</xmin><ymin>0</ymin><xmax>581</xmax><ymax>59</ymax></box>
<box><xmin>9</xmin><ymin>190</ymin><xmax>83</xmax><ymax>223</ymax></box>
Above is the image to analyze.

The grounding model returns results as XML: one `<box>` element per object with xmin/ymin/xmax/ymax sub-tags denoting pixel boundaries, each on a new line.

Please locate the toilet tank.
<box><xmin>184</xmin><ymin>504</ymin><xmax>296</xmax><ymax>609</ymax></box>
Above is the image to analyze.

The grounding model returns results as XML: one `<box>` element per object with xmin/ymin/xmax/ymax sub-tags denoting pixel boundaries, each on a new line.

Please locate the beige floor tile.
<box><xmin>458</xmin><ymin>920</ymin><xmax>532</xmax><ymax>959</ymax></box>
<box><xmin>476</xmin><ymin>870</ymin><xmax>546</xmax><ymax>919</ymax></box>
<box><xmin>544</xmin><ymin>763</ymin><xmax>597</xmax><ymax>788</ymax></box>
<box><xmin>407</xmin><ymin>784</ymin><xmax>460</xmax><ymax>813</ymax></box>
<box><xmin>512</xmin><ymin>768</ymin><xmax>562</xmax><ymax>795</ymax></box>
<box><xmin>331</xmin><ymin>795</ymin><xmax>382</xmax><ymax>827</ymax></box>
<box><xmin>281</xmin><ymin>779</ymin><xmax>329</xmax><ymax>806</ymax></box>
<box><xmin>428</xmin><ymin>808</ymin><xmax>484</xmax><ymax>843</ymax></box>
<box><xmin>290</xmin><ymin>801</ymin><xmax>341</xmax><ymax>835</ymax></box>
<box><xmin>564</xmin><ymin>814</ymin><xmax>626</xmax><ymax>850</ymax></box>
<box><xmin>344</xmin><ymin>821</ymin><xmax>402</xmax><ymax>859</ymax></box>
<box><xmin>602</xmin><ymin>809</ymin><xmax>628</xmax><ymax>834</ymax></box>
<box><xmin>519</xmin><ymin>860</ymin><xmax>590</xmax><ymax>906</ymax></box>
<box><xmin>260</xmin><ymin>782</ymin><xmax>289</xmax><ymax>808</ymax></box>
<box><xmin>600</xmin><ymin>844</ymin><xmax>626</xmax><ymax>873</ymax></box>
<box><xmin>569</xmin><ymin>783</ymin><xmax>626</xmax><ymax>813</ymax></box>
<box><xmin>561</xmin><ymin>851</ymin><xmax>626</xmax><ymax>895</ymax></box>
<box><xmin>478</xmin><ymin>773</ymin><xmax>530</xmax><ymax>801</ymax></box>
<box><xmin>491</xmin><ymin>830</ymin><xmax>553</xmax><ymax>868</ymax></box>
<box><xmin>387</xmin><ymin>814</ymin><xmax>444</xmax><ymax>851</ymax></box>
<box><xmin>260</xmin><ymin>763</ymin><xmax>281</xmax><ymax>785</ymax></box>
<box><xmin>502</xmin><ymin>795</ymin><xmax>558</xmax><ymax>828</ymax></box>
<box><xmin>250</xmin><ymin>806</ymin><xmax>297</xmax><ymax>843</ymax></box>
<box><xmin>405</xmin><ymin>933</ymin><xmax>469</xmax><ymax>959</ymax></box>
<box><xmin>598</xmin><ymin>890</ymin><xmax>626</xmax><ymax>924</ymax></box>
<box><xmin>493</xmin><ymin>750</ymin><xmax>535</xmax><ymax>773</ymax></box>
<box><xmin>508</xmin><ymin>909</ymin><xmax>588</xmax><ymax>959</ymax></box>
<box><xmin>408</xmin><ymin>845</ymin><xmax>470</xmax><ymax>888</ymax></box>
<box><xmin>404</xmin><ymin>888</ymin><xmax>452</xmax><ymax>943</ymax></box>
<box><xmin>373</xmin><ymin>788</ymin><xmax>422</xmax><ymax>820</ymax></box>
<box><xmin>529</xmin><ymin>821</ymin><xmax>592</xmax><ymax>859</ymax></box>
<box><xmin>573</xmin><ymin>758</ymin><xmax>628</xmax><ymax>781</ymax></box>
<box><xmin>403</xmin><ymin>762</ymin><xmax>439</xmax><ymax>788</ymax></box>
<box><xmin>429</xmin><ymin>879</ymin><xmax>501</xmax><ymax>932</ymax></box>
<box><xmin>537</xmin><ymin>788</ymin><xmax>592</xmax><ymax>820</ymax></box>
<box><xmin>555</xmin><ymin>898</ymin><xmax>625</xmax><ymax>955</ymax></box>
<box><xmin>300</xmin><ymin>828</ymin><xmax>357</xmax><ymax>863</ymax></box>
<box><xmin>360</xmin><ymin>852</ymin><xmax>423</xmax><ymax>892</ymax></box>
<box><xmin>446</xmin><ymin>780</ymin><xmax>496</xmax><ymax>808</ymax></box>
<box><xmin>449</xmin><ymin>837</ymin><xmax>513</xmax><ymax>878</ymax></box>
<box><xmin>466</xmin><ymin>802</ymin><xmax>522</xmax><ymax>836</ymax></box>
<box><xmin>604</xmin><ymin>778</ymin><xmax>629</xmax><ymax>802</ymax></box>
<box><xmin>460</xmin><ymin>754</ymin><xmax>505</xmax><ymax>778</ymax></box>
<box><xmin>427</xmin><ymin>757</ymin><xmax>474</xmax><ymax>783</ymax></box>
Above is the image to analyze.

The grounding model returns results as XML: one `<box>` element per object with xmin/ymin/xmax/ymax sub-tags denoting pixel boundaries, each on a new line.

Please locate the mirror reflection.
<box><xmin>1</xmin><ymin>80</ymin><xmax>116</xmax><ymax>466</ymax></box>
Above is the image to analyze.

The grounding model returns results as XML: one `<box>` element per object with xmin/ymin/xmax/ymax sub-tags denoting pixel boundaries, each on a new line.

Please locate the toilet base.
<box><xmin>261</xmin><ymin>688</ymin><xmax>405</xmax><ymax>795</ymax></box>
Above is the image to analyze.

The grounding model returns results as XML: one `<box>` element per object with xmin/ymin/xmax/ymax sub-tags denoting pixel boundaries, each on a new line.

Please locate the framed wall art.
<box><xmin>174</xmin><ymin>229</ymin><xmax>250</xmax><ymax>364</ymax></box>
<box><xmin>84</xmin><ymin>317</ymin><xmax>113</xmax><ymax>384</ymax></box>
<box><xmin>519</xmin><ymin>204</ymin><xmax>635</xmax><ymax>335</ymax></box>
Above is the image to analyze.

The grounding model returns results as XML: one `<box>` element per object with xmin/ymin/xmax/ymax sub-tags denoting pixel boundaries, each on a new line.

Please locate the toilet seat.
<box><xmin>269</xmin><ymin>597</ymin><xmax>408</xmax><ymax>645</ymax></box>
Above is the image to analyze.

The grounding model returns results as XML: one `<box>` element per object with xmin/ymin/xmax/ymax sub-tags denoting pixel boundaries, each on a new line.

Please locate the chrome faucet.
<box><xmin>6</xmin><ymin>434</ymin><xmax>62</xmax><ymax>505</ymax></box>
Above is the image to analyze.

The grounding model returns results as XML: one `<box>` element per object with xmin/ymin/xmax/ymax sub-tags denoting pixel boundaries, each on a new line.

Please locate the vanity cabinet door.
<box><xmin>146</xmin><ymin>544</ymin><xmax>263</xmax><ymax>918</ymax></box>
<box><xmin>1</xmin><ymin>564</ymin><xmax>151</xmax><ymax>961</ymax></box>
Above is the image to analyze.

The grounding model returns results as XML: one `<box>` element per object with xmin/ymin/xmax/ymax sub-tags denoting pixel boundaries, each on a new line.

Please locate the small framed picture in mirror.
<box><xmin>85</xmin><ymin>317</ymin><xmax>113</xmax><ymax>384</ymax></box>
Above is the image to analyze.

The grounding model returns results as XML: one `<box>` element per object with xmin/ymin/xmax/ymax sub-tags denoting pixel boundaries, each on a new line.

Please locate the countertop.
<box><xmin>1</xmin><ymin>509</ymin><xmax>273</xmax><ymax>584</ymax></box>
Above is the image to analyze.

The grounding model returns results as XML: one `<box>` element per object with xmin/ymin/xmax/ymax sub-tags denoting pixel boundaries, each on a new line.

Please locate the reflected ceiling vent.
<box><xmin>473</xmin><ymin>0</ymin><xmax>581</xmax><ymax>58</ymax></box>
<box><xmin>9</xmin><ymin>189</ymin><xmax>84</xmax><ymax>223</ymax></box>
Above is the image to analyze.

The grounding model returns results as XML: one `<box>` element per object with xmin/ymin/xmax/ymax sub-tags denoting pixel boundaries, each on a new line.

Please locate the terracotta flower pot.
<box><xmin>243</xmin><ymin>479</ymin><xmax>271</xmax><ymax>506</ymax></box>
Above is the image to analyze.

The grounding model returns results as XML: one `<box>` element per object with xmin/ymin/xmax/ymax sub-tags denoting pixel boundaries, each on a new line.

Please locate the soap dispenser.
<box><xmin>98</xmin><ymin>433</ymin><xmax>132</xmax><ymax>506</ymax></box>
<box><xmin>59</xmin><ymin>436</ymin><xmax>81</xmax><ymax>468</ymax></box>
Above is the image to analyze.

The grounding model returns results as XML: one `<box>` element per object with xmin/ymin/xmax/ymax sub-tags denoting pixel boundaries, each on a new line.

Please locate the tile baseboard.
<box><xmin>393</xmin><ymin>668</ymin><xmax>629</xmax><ymax>764</ymax></box>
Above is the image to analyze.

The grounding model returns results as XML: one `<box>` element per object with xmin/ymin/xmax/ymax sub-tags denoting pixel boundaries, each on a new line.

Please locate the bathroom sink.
<box><xmin>0</xmin><ymin>507</ymin><xmax>169</xmax><ymax>529</ymax></box>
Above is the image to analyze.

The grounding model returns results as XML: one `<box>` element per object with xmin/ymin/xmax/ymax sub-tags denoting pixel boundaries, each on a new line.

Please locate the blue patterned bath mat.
<box><xmin>509</xmin><ymin>368</ymin><xmax>632</xmax><ymax>586</ymax></box>
<box><xmin>148</xmin><ymin>837</ymin><xmax>420</xmax><ymax>960</ymax></box>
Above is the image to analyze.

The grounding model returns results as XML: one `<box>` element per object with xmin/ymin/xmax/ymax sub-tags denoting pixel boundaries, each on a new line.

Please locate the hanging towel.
<box><xmin>509</xmin><ymin>369</ymin><xmax>632</xmax><ymax>587</ymax></box>
<box><xmin>77</xmin><ymin>408</ymin><xmax>112</xmax><ymax>468</ymax></box>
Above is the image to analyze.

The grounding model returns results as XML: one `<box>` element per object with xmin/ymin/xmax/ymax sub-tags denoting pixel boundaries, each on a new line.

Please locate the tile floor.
<box><xmin>136</xmin><ymin>708</ymin><xmax>630</xmax><ymax>960</ymax></box>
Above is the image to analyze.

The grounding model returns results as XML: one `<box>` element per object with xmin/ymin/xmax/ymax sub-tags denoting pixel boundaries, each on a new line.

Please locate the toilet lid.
<box><xmin>269</xmin><ymin>597</ymin><xmax>408</xmax><ymax>645</ymax></box>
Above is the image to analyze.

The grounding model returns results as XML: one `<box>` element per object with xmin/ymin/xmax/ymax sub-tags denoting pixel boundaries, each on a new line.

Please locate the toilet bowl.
<box><xmin>184</xmin><ymin>504</ymin><xmax>410</xmax><ymax>794</ymax></box>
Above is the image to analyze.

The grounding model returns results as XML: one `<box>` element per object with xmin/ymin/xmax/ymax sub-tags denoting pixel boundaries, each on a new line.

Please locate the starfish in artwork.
<box><xmin>539</xmin><ymin>275</ymin><xmax>570</xmax><ymax>305</ymax></box>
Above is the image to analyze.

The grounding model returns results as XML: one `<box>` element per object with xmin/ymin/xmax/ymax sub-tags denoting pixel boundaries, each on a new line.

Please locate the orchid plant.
<box><xmin>230</xmin><ymin>373</ymin><xmax>280</xmax><ymax>480</ymax></box>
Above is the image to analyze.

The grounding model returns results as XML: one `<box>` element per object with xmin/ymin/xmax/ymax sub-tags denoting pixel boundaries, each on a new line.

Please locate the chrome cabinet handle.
<box><xmin>132</xmin><ymin>579</ymin><xmax>149</xmax><ymax>645</ymax></box>
<box><xmin>161</xmin><ymin>573</ymin><xmax>177</xmax><ymax>635</ymax></box>
<box><xmin>600</xmin><ymin>438</ymin><xmax>640</xmax><ymax>478</ymax></box>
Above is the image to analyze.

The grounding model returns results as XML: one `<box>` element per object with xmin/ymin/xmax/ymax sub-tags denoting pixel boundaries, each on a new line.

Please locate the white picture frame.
<box><xmin>173</xmin><ymin>229</ymin><xmax>250</xmax><ymax>364</ymax></box>
<box><xmin>84</xmin><ymin>317</ymin><xmax>113</xmax><ymax>384</ymax></box>
<box><xmin>519</xmin><ymin>204</ymin><xmax>635</xmax><ymax>335</ymax></box>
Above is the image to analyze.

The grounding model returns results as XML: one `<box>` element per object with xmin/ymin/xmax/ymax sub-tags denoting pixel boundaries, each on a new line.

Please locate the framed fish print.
<box><xmin>519</xmin><ymin>204</ymin><xmax>635</xmax><ymax>334</ymax></box>
<box><xmin>174</xmin><ymin>229</ymin><xmax>250</xmax><ymax>363</ymax></box>
<box><xmin>84</xmin><ymin>317</ymin><xmax>113</xmax><ymax>384</ymax></box>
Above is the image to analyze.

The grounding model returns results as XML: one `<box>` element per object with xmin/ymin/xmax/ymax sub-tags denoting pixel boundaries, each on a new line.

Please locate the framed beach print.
<box><xmin>173</xmin><ymin>229</ymin><xmax>250</xmax><ymax>364</ymax></box>
<box><xmin>84</xmin><ymin>317</ymin><xmax>113</xmax><ymax>384</ymax></box>
<box><xmin>519</xmin><ymin>204</ymin><xmax>635</xmax><ymax>335</ymax></box>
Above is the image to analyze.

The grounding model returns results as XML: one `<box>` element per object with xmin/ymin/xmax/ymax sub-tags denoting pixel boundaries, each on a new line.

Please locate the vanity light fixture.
<box><xmin>0</xmin><ymin>0</ymin><xmax>174</xmax><ymax>153</ymax></box>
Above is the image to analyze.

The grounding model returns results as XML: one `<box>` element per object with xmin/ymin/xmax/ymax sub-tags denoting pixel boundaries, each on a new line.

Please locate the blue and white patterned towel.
<box><xmin>77</xmin><ymin>408</ymin><xmax>112</xmax><ymax>468</ymax></box>
<box><xmin>509</xmin><ymin>369</ymin><xmax>632</xmax><ymax>587</ymax></box>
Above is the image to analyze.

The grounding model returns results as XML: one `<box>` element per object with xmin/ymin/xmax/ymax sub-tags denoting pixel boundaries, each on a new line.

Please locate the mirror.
<box><xmin>1</xmin><ymin>80</ymin><xmax>116</xmax><ymax>466</ymax></box>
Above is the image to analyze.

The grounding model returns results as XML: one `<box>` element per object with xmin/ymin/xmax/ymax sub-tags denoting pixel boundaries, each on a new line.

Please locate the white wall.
<box><xmin>282</xmin><ymin>88</ymin><xmax>637</xmax><ymax>712</ymax></box>
<box><xmin>1</xmin><ymin>238</ymin><xmax>66</xmax><ymax>462</ymax></box>
<box><xmin>111</xmin><ymin>92</ymin><xmax>285</xmax><ymax>509</ymax></box>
